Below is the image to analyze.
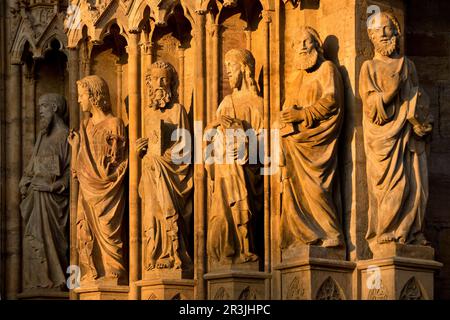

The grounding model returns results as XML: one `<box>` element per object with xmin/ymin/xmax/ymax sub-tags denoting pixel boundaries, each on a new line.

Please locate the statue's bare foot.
<box><xmin>105</xmin><ymin>270</ymin><xmax>121</xmax><ymax>279</ymax></box>
<box><xmin>156</xmin><ymin>258</ymin><xmax>173</xmax><ymax>269</ymax></box>
<box><xmin>174</xmin><ymin>256</ymin><xmax>182</xmax><ymax>269</ymax></box>
<box><xmin>414</xmin><ymin>233</ymin><xmax>431</xmax><ymax>246</ymax></box>
<box><xmin>322</xmin><ymin>238</ymin><xmax>342</xmax><ymax>248</ymax></box>
<box><xmin>377</xmin><ymin>233</ymin><xmax>395</xmax><ymax>244</ymax></box>
<box><xmin>245</xmin><ymin>253</ymin><xmax>259</xmax><ymax>262</ymax></box>
<box><xmin>146</xmin><ymin>259</ymin><xmax>156</xmax><ymax>271</ymax></box>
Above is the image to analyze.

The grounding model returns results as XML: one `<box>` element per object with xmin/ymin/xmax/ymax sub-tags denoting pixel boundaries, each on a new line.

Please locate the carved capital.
<box><xmin>141</xmin><ymin>41</ymin><xmax>153</xmax><ymax>55</ymax></box>
<box><xmin>262</xmin><ymin>10</ymin><xmax>272</xmax><ymax>23</ymax></box>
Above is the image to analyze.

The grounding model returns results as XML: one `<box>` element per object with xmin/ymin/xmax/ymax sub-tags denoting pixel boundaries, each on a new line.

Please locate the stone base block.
<box><xmin>204</xmin><ymin>271</ymin><xmax>270</xmax><ymax>300</ymax></box>
<box><xmin>74</xmin><ymin>285</ymin><xmax>129</xmax><ymax>300</ymax></box>
<box><xmin>17</xmin><ymin>289</ymin><xmax>69</xmax><ymax>300</ymax></box>
<box><xmin>136</xmin><ymin>279</ymin><xmax>195</xmax><ymax>300</ymax></box>
<box><xmin>276</xmin><ymin>245</ymin><xmax>355</xmax><ymax>300</ymax></box>
<box><xmin>370</xmin><ymin>242</ymin><xmax>436</xmax><ymax>260</ymax></box>
<box><xmin>358</xmin><ymin>256</ymin><xmax>442</xmax><ymax>300</ymax></box>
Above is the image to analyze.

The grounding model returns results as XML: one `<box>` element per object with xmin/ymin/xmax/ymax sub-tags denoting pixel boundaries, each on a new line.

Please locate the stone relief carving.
<box><xmin>69</xmin><ymin>75</ymin><xmax>128</xmax><ymax>284</ymax></box>
<box><xmin>279</xmin><ymin>26</ymin><xmax>344</xmax><ymax>249</ymax></box>
<box><xmin>147</xmin><ymin>0</ymin><xmax>179</xmax><ymax>27</ymax></box>
<box><xmin>360</xmin><ymin>12</ymin><xmax>433</xmax><ymax>246</ymax></box>
<box><xmin>287</xmin><ymin>276</ymin><xmax>305</xmax><ymax>300</ymax></box>
<box><xmin>147</xmin><ymin>292</ymin><xmax>158</xmax><ymax>300</ymax></box>
<box><xmin>214</xmin><ymin>287</ymin><xmax>230</xmax><ymax>300</ymax></box>
<box><xmin>138</xmin><ymin>61</ymin><xmax>193</xmax><ymax>272</ymax></box>
<box><xmin>238</xmin><ymin>286</ymin><xmax>257</xmax><ymax>300</ymax></box>
<box><xmin>19</xmin><ymin>93</ymin><xmax>70</xmax><ymax>291</ymax></box>
<box><xmin>206</xmin><ymin>48</ymin><xmax>263</xmax><ymax>265</ymax></box>
<box><xmin>400</xmin><ymin>277</ymin><xmax>424</xmax><ymax>300</ymax></box>
<box><xmin>315</xmin><ymin>277</ymin><xmax>343</xmax><ymax>300</ymax></box>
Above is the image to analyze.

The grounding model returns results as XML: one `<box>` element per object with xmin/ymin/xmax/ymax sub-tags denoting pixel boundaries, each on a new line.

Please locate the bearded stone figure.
<box><xmin>205</xmin><ymin>49</ymin><xmax>263</xmax><ymax>265</ymax></box>
<box><xmin>69</xmin><ymin>75</ymin><xmax>128</xmax><ymax>283</ymax></box>
<box><xmin>19</xmin><ymin>93</ymin><xmax>70</xmax><ymax>291</ymax></box>
<box><xmin>137</xmin><ymin>61</ymin><xmax>193</xmax><ymax>272</ymax></box>
<box><xmin>360</xmin><ymin>12</ymin><xmax>433</xmax><ymax>246</ymax></box>
<box><xmin>279</xmin><ymin>26</ymin><xmax>345</xmax><ymax>250</ymax></box>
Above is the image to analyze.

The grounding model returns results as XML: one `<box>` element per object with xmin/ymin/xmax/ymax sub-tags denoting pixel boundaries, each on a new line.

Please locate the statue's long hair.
<box><xmin>225</xmin><ymin>48</ymin><xmax>259</xmax><ymax>96</ymax></box>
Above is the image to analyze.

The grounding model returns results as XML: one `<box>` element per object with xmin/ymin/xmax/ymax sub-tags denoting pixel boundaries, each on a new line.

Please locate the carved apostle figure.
<box><xmin>279</xmin><ymin>26</ymin><xmax>344</xmax><ymax>249</ymax></box>
<box><xmin>19</xmin><ymin>93</ymin><xmax>70</xmax><ymax>291</ymax></box>
<box><xmin>206</xmin><ymin>49</ymin><xmax>263</xmax><ymax>264</ymax></box>
<box><xmin>137</xmin><ymin>61</ymin><xmax>193</xmax><ymax>271</ymax></box>
<box><xmin>69</xmin><ymin>75</ymin><xmax>128</xmax><ymax>283</ymax></box>
<box><xmin>360</xmin><ymin>12</ymin><xmax>433</xmax><ymax>245</ymax></box>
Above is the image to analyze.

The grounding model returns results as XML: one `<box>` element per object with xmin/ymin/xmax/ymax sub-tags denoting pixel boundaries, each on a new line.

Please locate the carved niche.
<box><xmin>315</xmin><ymin>277</ymin><xmax>344</xmax><ymax>300</ymax></box>
<box><xmin>286</xmin><ymin>276</ymin><xmax>305</xmax><ymax>300</ymax></box>
<box><xmin>400</xmin><ymin>277</ymin><xmax>425</xmax><ymax>300</ymax></box>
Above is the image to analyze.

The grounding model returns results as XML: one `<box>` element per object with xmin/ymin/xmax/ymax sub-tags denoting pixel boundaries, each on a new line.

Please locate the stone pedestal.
<box><xmin>17</xmin><ymin>289</ymin><xmax>69</xmax><ymax>300</ymax></box>
<box><xmin>275</xmin><ymin>245</ymin><xmax>355</xmax><ymax>300</ymax></box>
<box><xmin>204</xmin><ymin>270</ymin><xmax>270</xmax><ymax>300</ymax></box>
<box><xmin>74</xmin><ymin>285</ymin><xmax>129</xmax><ymax>300</ymax></box>
<box><xmin>137</xmin><ymin>279</ymin><xmax>195</xmax><ymax>300</ymax></box>
<box><xmin>358</xmin><ymin>243</ymin><xmax>442</xmax><ymax>300</ymax></box>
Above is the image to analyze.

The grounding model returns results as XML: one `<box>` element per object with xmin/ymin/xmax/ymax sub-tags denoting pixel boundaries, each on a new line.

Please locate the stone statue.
<box><xmin>279</xmin><ymin>26</ymin><xmax>344</xmax><ymax>249</ymax></box>
<box><xmin>360</xmin><ymin>12</ymin><xmax>433</xmax><ymax>246</ymax></box>
<box><xmin>19</xmin><ymin>93</ymin><xmax>70</xmax><ymax>291</ymax></box>
<box><xmin>68</xmin><ymin>75</ymin><xmax>128</xmax><ymax>283</ymax></box>
<box><xmin>205</xmin><ymin>48</ymin><xmax>263</xmax><ymax>264</ymax></box>
<box><xmin>137</xmin><ymin>61</ymin><xmax>193</xmax><ymax>271</ymax></box>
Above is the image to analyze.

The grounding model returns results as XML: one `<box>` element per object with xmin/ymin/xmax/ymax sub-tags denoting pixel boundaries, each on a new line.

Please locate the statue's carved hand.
<box><xmin>136</xmin><ymin>137</ymin><xmax>149</xmax><ymax>158</ymax></box>
<box><xmin>20</xmin><ymin>185</ymin><xmax>28</xmax><ymax>199</ymax></box>
<box><xmin>31</xmin><ymin>181</ymin><xmax>52</xmax><ymax>192</ymax></box>
<box><xmin>68</xmin><ymin>129</ymin><xmax>80</xmax><ymax>149</ymax></box>
<box><xmin>280</xmin><ymin>105</ymin><xmax>304</xmax><ymax>123</ymax></box>
<box><xmin>220</xmin><ymin>115</ymin><xmax>234</xmax><ymax>129</ymax></box>
<box><xmin>413</xmin><ymin>123</ymin><xmax>432</xmax><ymax>138</ymax></box>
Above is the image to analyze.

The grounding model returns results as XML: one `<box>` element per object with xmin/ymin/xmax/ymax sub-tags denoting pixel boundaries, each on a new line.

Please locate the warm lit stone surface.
<box><xmin>0</xmin><ymin>0</ymin><xmax>448</xmax><ymax>300</ymax></box>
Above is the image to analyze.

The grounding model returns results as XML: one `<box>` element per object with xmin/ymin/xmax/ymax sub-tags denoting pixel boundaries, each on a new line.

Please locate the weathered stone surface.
<box><xmin>1</xmin><ymin>0</ymin><xmax>448</xmax><ymax>301</ymax></box>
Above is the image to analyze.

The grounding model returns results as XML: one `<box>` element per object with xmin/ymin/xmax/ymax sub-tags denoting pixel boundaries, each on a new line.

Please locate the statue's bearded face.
<box><xmin>225</xmin><ymin>58</ymin><xmax>243</xmax><ymax>90</ymax></box>
<box><xmin>294</xmin><ymin>31</ymin><xmax>319</xmax><ymax>71</ymax></box>
<box><xmin>147</xmin><ymin>67</ymin><xmax>172</xmax><ymax>109</ymax></box>
<box><xmin>38</xmin><ymin>98</ymin><xmax>55</xmax><ymax>134</ymax></box>
<box><xmin>370</xmin><ymin>15</ymin><xmax>398</xmax><ymax>57</ymax></box>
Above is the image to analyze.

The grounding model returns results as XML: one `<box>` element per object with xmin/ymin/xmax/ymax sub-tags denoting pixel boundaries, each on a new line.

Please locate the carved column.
<box><xmin>177</xmin><ymin>47</ymin><xmax>185</xmax><ymax>106</ymax></box>
<box><xmin>140</xmin><ymin>40</ymin><xmax>151</xmax><ymax>135</ymax></box>
<box><xmin>210</xmin><ymin>23</ymin><xmax>219</xmax><ymax>123</ymax></box>
<box><xmin>193</xmin><ymin>12</ymin><xmax>207</xmax><ymax>300</ymax></box>
<box><xmin>116</xmin><ymin>63</ymin><xmax>123</xmax><ymax>120</ymax></box>
<box><xmin>5</xmin><ymin>61</ymin><xmax>22</xmax><ymax>299</ymax></box>
<box><xmin>262</xmin><ymin>10</ymin><xmax>271</xmax><ymax>300</ymax></box>
<box><xmin>22</xmin><ymin>63</ymin><xmax>36</xmax><ymax>164</ymax></box>
<box><xmin>68</xmin><ymin>47</ymin><xmax>79</xmax><ymax>300</ymax></box>
<box><xmin>127</xmin><ymin>31</ymin><xmax>141</xmax><ymax>301</ymax></box>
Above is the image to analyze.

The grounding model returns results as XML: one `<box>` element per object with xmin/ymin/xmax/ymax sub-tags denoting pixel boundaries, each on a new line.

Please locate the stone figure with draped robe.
<box><xmin>360</xmin><ymin>12</ymin><xmax>433</xmax><ymax>246</ymax></box>
<box><xmin>279</xmin><ymin>26</ymin><xmax>344</xmax><ymax>249</ymax></box>
<box><xmin>19</xmin><ymin>93</ymin><xmax>70</xmax><ymax>291</ymax></box>
<box><xmin>206</xmin><ymin>49</ymin><xmax>263</xmax><ymax>265</ymax></box>
<box><xmin>69</xmin><ymin>75</ymin><xmax>128</xmax><ymax>283</ymax></box>
<box><xmin>137</xmin><ymin>61</ymin><xmax>193</xmax><ymax>272</ymax></box>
